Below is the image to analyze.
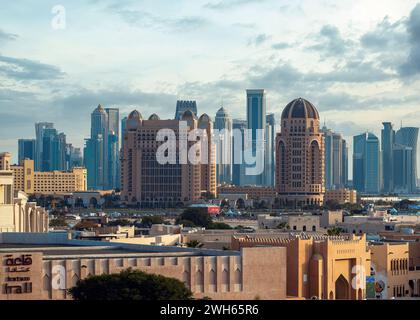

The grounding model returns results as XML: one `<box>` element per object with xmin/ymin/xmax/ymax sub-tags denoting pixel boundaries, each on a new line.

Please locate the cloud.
<box><xmin>307</xmin><ymin>25</ymin><xmax>354</xmax><ymax>59</ymax></box>
<box><xmin>0</xmin><ymin>55</ymin><xmax>65</xmax><ymax>81</ymax></box>
<box><xmin>271</xmin><ymin>42</ymin><xmax>291</xmax><ymax>50</ymax></box>
<box><xmin>399</xmin><ymin>3</ymin><xmax>420</xmax><ymax>76</ymax></box>
<box><xmin>248</xmin><ymin>33</ymin><xmax>271</xmax><ymax>46</ymax></box>
<box><xmin>108</xmin><ymin>5</ymin><xmax>208</xmax><ymax>31</ymax></box>
<box><xmin>361</xmin><ymin>17</ymin><xmax>407</xmax><ymax>50</ymax></box>
<box><xmin>0</xmin><ymin>29</ymin><xmax>18</xmax><ymax>43</ymax></box>
<box><xmin>204</xmin><ymin>0</ymin><xmax>266</xmax><ymax>10</ymax></box>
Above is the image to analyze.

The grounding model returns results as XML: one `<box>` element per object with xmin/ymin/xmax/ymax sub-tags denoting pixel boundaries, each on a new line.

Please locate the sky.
<box><xmin>1</xmin><ymin>0</ymin><xmax>420</xmax><ymax>176</ymax></box>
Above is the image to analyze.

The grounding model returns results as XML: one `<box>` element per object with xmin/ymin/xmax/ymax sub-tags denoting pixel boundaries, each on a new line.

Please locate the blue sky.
<box><xmin>1</xmin><ymin>0</ymin><xmax>420</xmax><ymax>175</ymax></box>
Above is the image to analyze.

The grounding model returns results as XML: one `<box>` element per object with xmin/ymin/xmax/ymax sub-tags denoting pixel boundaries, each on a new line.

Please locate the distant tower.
<box><xmin>395</xmin><ymin>127</ymin><xmax>419</xmax><ymax>193</ymax></box>
<box><xmin>18</xmin><ymin>139</ymin><xmax>36</xmax><ymax>164</ymax></box>
<box><xmin>353</xmin><ymin>132</ymin><xmax>381</xmax><ymax>194</ymax></box>
<box><xmin>246</xmin><ymin>89</ymin><xmax>266</xmax><ymax>186</ymax></box>
<box><xmin>381</xmin><ymin>122</ymin><xmax>395</xmax><ymax>194</ymax></box>
<box><xmin>175</xmin><ymin>100</ymin><xmax>198</xmax><ymax>120</ymax></box>
<box><xmin>276</xmin><ymin>98</ymin><xmax>325</xmax><ymax>206</ymax></box>
<box><xmin>214</xmin><ymin>107</ymin><xmax>233</xmax><ymax>185</ymax></box>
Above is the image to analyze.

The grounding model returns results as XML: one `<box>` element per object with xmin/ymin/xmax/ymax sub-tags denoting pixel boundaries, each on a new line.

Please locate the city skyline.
<box><xmin>1</xmin><ymin>1</ymin><xmax>420</xmax><ymax>175</ymax></box>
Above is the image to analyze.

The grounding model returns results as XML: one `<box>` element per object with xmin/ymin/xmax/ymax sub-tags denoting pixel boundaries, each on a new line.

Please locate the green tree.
<box><xmin>208</xmin><ymin>222</ymin><xmax>232</xmax><ymax>230</ymax></box>
<box><xmin>176</xmin><ymin>208</ymin><xmax>212</xmax><ymax>228</ymax></box>
<box><xmin>68</xmin><ymin>269</ymin><xmax>193</xmax><ymax>300</ymax></box>
<box><xmin>327</xmin><ymin>227</ymin><xmax>344</xmax><ymax>236</ymax></box>
<box><xmin>49</xmin><ymin>218</ymin><xmax>67</xmax><ymax>227</ymax></box>
<box><xmin>107</xmin><ymin>219</ymin><xmax>133</xmax><ymax>227</ymax></box>
<box><xmin>186</xmin><ymin>240</ymin><xmax>203</xmax><ymax>248</ymax></box>
<box><xmin>140</xmin><ymin>216</ymin><xmax>164</xmax><ymax>228</ymax></box>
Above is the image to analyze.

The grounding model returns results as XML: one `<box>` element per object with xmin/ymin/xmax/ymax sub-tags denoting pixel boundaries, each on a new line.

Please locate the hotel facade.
<box><xmin>121</xmin><ymin>110</ymin><xmax>216</xmax><ymax>208</ymax></box>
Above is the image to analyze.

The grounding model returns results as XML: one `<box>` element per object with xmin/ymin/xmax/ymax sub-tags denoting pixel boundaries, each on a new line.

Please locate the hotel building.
<box><xmin>11</xmin><ymin>159</ymin><xmax>87</xmax><ymax>194</ymax></box>
<box><xmin>276</xmin><ymin>98</ymin><xmax>325</xmax><ymax>206</ymax></box>
<box><xmin>121</xmin><ymin>110</ymin><xmax>216</xmax><ymax>208</ymax></box>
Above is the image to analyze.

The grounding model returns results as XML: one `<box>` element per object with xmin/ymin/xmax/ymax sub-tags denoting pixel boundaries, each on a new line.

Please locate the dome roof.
<box><xmin>128</xmin><ymin>110</ymin><xmax>142</xmax><ymax>120</ymax></box>
<box><xmin>181</xmin><ymin>109</ymin><xmax>198</xmax><ymax>121</ymax></box>
<box><xmin>199</xmin><ymin>113</ymin><xmax>212</xmax><ymax>123</ymax></box>
<box><xmin>148</xmin><ymin>113</ymin><xmax>160</xmax><ymax>121</ymax></box>
<box><xmin>281</xmin><ymin>98</ymin><xmax>319</xmax><ymax>120</ymax></box>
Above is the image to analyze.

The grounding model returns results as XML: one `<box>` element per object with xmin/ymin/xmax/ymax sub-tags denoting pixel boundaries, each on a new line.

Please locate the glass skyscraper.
<box><xmin>84</xmin><ymin>105</ymin><xmax>120</xmax><ymax>190</ymax></box>
<box><xmin>18</xmin><ymin>139</ymin><xmax>35</xmax><ymax>164</ymax></box>
<box><xmin>353</xmin><ymin>132</ymin><xmax>381</xmax><ymax>194</ymax></box>
<box><xmin>245</xmin><ymin>89</ymin><xmax>266</xmax><ymax>186</ymax></box>
<box><xmin>34</xmin><ymin>122</ymin><xmax>54</xmax><ymax>171</ymax></box>
<box><xmin>214</xmin><ymin>107</ymin><xmax>232</xmax><ymax>185</ymax></box>
<box><xmin>232</xmin><ymin>119</ymin><xmax>247</xmax><ymax>186</ymax></box>
<box><xmin>381</xmin><ymin>122</ymin><xmax>395</xmax><ymax>193</ymax></box>
<box><xmin>265</xmin><ymin>113</ymin><xmax>276</xmax><ymax>186</ymax></box>
<box><xmin>395</xmin><ymin>127</ymin><xmax>419</xmax><ymax>193</ymax></box>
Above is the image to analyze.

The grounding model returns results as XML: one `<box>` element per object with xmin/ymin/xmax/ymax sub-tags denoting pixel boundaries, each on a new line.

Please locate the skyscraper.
<box><xmin>265</xmin><ymin>113</ymin><xmax>276</xmax><ymax>186</ymax></box>
<box><xmin>381</xmin><ymin>122</ymin><xmax>394</xmax><ymax>193</ymax></box>
<box><xmin>393</xmin><ymin>144</ymin><xmax>413</xmax><ymax>194</ymax></box>
<box><xmin>175</xmin><ymin>100</ymin><xmax>198</xmax><ymax>120</ymax></box>
<box><xmin>246</xmin><ymin>89</ymin><xmax>266</xmax><ymax>186</ymax></box>
<box><xmin>276</xmin><ymin>98</ymin><xmax>325</xmax><ymax>206</ymax></box>
<box><xmin>41</xmin><ymin>128</ymin><xmax>67</xmax><ymax>171</ymax></box>
<box><xmin>18</xmin><ymin>139</ymin><xmax>35</xmax><ymax>164</ymax></box>
<box><xmin>395</xmin><ymin>127</ymin><xmax>419</xmax><ymax>193</ymax></box>
<box><xmin>105</xmin><ymin>108</ymin><xmax>120</xmax><ymax>189</ymax></box>
<box><xmin>214</xmin><ymin>107</ymin><xmax>232</xmax><ymax>185</ymax></box>
<box><xmin>352</xmin><ymin>132</ymin><xmax>381</xmax><ymax>194</ymax></box>
<box><xmin>353</xmin><ymin>133</ymin><xmax>366</xmax><ymax>193</ymax></box>
<box><xmin>35</xmin><ymin>122</ymin><xmax>54</xmax><ymax>171</ymax></box>
<box><xmin>84</xmin><ymin>105</ymin><xmax>108</xmax><ymax>190</ymax></box>
<box><xmin>322</xmin><ymin>127</ymin><xmax>347</xmax><ymax>190</ymax></box>
<box><xmin>232</xmin><ymin>119</ymin><xmax>247</xmax><ymax>186</ymax></box>
<box><xmin>365</xmin><ymin>133</ymin><xmax>381</xmax><ymax>194</ymax></box>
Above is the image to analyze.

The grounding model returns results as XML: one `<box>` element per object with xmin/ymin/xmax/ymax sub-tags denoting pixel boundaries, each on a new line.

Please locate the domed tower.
<box><xmin>214</xmin><ymin>107</ymin><xmax>233</xmax><ymax>185</ymax></box>
<box><xmin>276</xmin><ymin>98</ymin><xmax>325</xmax><ymax>207</ymax></box>
<box><xmin>198</xmin><ymin>114</ymin><xmax>217</xmax><ymax>198</ymax></box>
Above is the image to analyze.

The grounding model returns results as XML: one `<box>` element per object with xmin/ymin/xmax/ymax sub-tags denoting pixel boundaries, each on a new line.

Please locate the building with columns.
<box><xmin>276</xmin><ymin>98</ymin><xmax>325</xmax><ymax>206</ymax></box>
<box><xmin>0</xmin><ymin>152</ymin><xmax>48</xmax><ymax>233</ymax></box>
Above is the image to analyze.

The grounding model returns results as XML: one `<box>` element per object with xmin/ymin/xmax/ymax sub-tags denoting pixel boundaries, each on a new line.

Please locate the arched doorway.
<box><xmin>335</xmin><ymin>275</ymin><xmax>350</xmax><ymax>300</ymax></box>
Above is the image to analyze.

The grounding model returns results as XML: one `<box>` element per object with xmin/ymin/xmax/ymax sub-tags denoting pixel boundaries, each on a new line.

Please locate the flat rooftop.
<box><xmin>0</xmin><ymin>243</ymin><xmax>237</xmax><ymax>259</ymax></box>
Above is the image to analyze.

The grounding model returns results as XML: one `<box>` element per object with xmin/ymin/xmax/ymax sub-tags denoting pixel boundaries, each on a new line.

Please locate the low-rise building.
<box><xmin>11</xmin><ymin>159</ymin><xmax>87</xmax><ymax>194</ymax></box>
<box><xmin>369</xmin><ymin>242</ymin><xmax>420</xmax><ymax>299</ymax></box>
<box><xmin>0</xmin><ymin>153</ymin><xmax>48</xmax><ymax>233</ymax></box>
<box><xmin>325</xmin><ymin>188</ymin><xmax>357</xmax><ymax>204</ymax></box>
<box><xmin>232</xmin><ymin>233</ymin><xmax>370</xmax><ymax>300</ymax></box>
<box><xmin>0</xmin><ymin>232</ymin><xmax>286</xmax><ymax>300</ymax></box>
<box><xmin>257</xmin><ymin>214</ymin><xmax>321</xmax><ymax>232</ymax></box>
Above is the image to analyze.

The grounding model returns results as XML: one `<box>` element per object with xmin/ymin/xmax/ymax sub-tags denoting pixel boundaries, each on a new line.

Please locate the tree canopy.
<box><xmin>68</xmin><ymin>269</ymin><xmax>193</xmax><ymax>300</ymax></box>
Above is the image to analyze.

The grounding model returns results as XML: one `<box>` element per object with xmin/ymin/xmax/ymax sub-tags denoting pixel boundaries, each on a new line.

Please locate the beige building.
<box><xmin>325</xmin><ymin>188</ymin><xmax>357</xmax><ymax>204</ymax></box>
<box><xmin>257</xmin><ymin>214</ymin><xmax>321</xmax><ymax>232</ymax></box>
<box><xmin>11</xmin><ymin>159</ymin><xmax>87</xmax><ymax>194</ymax></box>
<box><xmin>0</xmin><ymin>233</ymin><xmax>286</xmax><ymax>300</ymax></box>
<box><xmin>219</xmin><ymin>186</ymin><xmax>277</xmax><ymax>199</ymax></box>
<box><xmin>276</xmin><ymin>98</ymin><xmax>325</xmax><ymax>206</ymax></box>
<box><xmin>232</xmin><ymin>233</ymin><xmax>370</xmax><ymax>300</ymax></box>
<box><xmin>0</xmin><ymin>153</ymin><xmax>48</xmax><ymax>233</ymax></box>
<box><xmin>370</xmin><ymin>242</ymin><xmax>420</xmax><ymax>298</ymax></box>
<box><xmin>121</xmin><ymin>110</ymin><xmax>216</xmax><ymax>207</ymax></box>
